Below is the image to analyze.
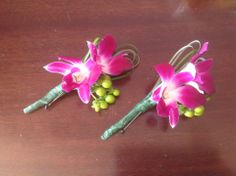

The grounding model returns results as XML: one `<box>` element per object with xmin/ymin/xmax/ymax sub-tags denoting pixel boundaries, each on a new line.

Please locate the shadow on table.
<box><xmin>114</xmin><ymin>138</ymin><xmax>232</xmax><ymax>176</ymax></box>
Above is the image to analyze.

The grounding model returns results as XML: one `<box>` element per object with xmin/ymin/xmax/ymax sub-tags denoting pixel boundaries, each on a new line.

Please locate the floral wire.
<box><xmin>188</xmin><ymin>40</ymin><xmax>201</xmax><ymax>52</ymax></box>
<box><xmin>120</xmin><ymin>111</ymin><xmax>142</xmax><ymax>133</ymax></box>
<box><xmin>169</xmin><ymin>45</ymin><xmax>192</xmax><ymax>65</ymax></box>
<box><xmin>174</xmin><ymin>49</ymin><xmax>196</xmax><ymax>71</ymax></box>
<box><xmin>152</xmin><ymin>40</ymin><xmax>201</xmax><ymax>92</ymax></box>
<box><xmin>114</xmin><ymin>44</ymin><xmax>140</xmax><ymax>68</ymax></box>
<box><xmin>44</xmin><ymin>91</ymin><xmax>65</xmax><ymax>109</ymax></box>
<box><xmin>110</xmin><ymin>44</ymin><xmax>140</xmax><ymax>81</ymax></box>
<box><xmin>170</xmin><ymin>45</ymin><xmax>193</xmax><ymax>66</ymax></box>
<box><xmin>170</xmin><ymin>40</ymin><xmax>201</xmax><ymax>67</ymax></box>
<box><xmin>173</xmin><ymin>40</ymin><xmax>201</xmax><ymax>71</ymax></box>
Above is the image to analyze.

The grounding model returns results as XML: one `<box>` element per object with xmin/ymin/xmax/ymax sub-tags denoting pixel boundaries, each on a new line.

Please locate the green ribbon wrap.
<box><xmin>101</xmin><ymin>92</ymin><xmax>156</xmax><ymax>140</ymax></box>
<box><xmin>23</xmin><ymin>84</ymin><xmax>65</xmax><ymax>114</ymax></box>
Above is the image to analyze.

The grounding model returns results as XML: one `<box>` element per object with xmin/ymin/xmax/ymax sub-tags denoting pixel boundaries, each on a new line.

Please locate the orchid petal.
<box><xmin>180</xmin><ymin>63</ymin><xmax>196</xmax><ymax>78</ymax></box>
<box><xmin>152</xmin><ymin>86</ymin><xmax>161</xmax><ymax>102</ymax></box>
<box><xmin>61</xmin><ymin>73</ymin><xmax>78</xmax><ymax>92</ymax></box>
<box><xmin>191</xmin><ymin>42</ymin><xmax>209</xmax><ymax>63</ymax></box>
<box><xmin>58</xmin><ymin>57</ymin><xmax>82</xmax><ymax>65</ymax></box>
<box><xmin>187</xmin><ymin>81</ymin><xmax>204</xmax><ymax>94</ymax></box>
<box><xmin>84</xmin><ymin>59</ymin><xmax>102</xmax><ymax>85</ymax></box>
<box><xmin>86</xmin><ymin>60</ymin><xmax>102</xmax><ymax>85</ymax></box>
<box><xmin>98</xmin><ymin>35</ymin><xmax>116</xmax><ymax>58</ymax></box>
<box><xmin>77</xmin><ymin>84</ymin><xmax>91</xmax><ymax>104</ymax></box>
<box><xmin>155</xmin><ymin>63</ymin><xmax>174</xmax><ymax>83</ymax></box>
<box><xmin>198</xmin><ymin>73</ymin><xmax>215</xmax><ymax>95</ymax></box>
<box><xmin>174</xmin><ymin>85</ymin><xmax>206</xmax><ymax>109</ymax></box>
<box><xmin>44</xmin><ymin>61</ymin><xmax>72</xmax><ymax>75</ymax></box>
<box><xmin>195</xmin><ymin>59</ymin><xmax>213</xmax><ymax>73</ymax></box>
<box><xmin>62</xmin><ymin>81</ymin><xmax>76</xmax><ymax>92</ymax></box>
<box><xmin>85</xmin><ymin>59</ymin><xmax>97</xmax><ymax>70</ymax></box>
<box><xmin>199</xmin><ymin>42</ymin><xmax>209</xmax><ymax>55</ymax></box>
<box><xmin>103</xmin><ymin>54</ymin><xmax>132</xmax><ymax>76</ymax></box>
<box><xmin>87</xmin><ymin>41</ymin><xmax>97</xmax><ymax>61</ymax></box>
<box><xmin>168</xmin><ymin>102</ymin><xmax>179</xmax><ymax>128</ymax></box>
<box><xmin>156</xmin><ymin>98</ymin><xmax>169</xmax><ymax>117</ymax></box>
<box><xmin>170</xmin><ymin>72</ymin><xmax>194</xmax><ymax>89</ymax></box>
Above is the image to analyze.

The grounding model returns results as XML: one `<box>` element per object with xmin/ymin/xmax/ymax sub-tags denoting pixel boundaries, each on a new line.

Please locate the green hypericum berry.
<box><xmin>92</xmin><ymin>100</ymin><xmax>97</xmax><ymax>105</ymax></box>
<box><xmin>91</xmin><ymin>99</ymin><xmax>104</xmax><ymax>112</ymax></box>
<box><xmin>184</xmin><ymin>110</ymin><xmax>194</xmax><ymax>118</ymax></box>
<box><xmin>178</xmin><ymin>105</ymin><xmax>186</xmax><ymax>115</ymax></box>
<box><xmin>95</xmin><ymin>87</ymin><xmax>106</xmax><ymax>97</ymax></box>
<box><xmin>100</xmin><ymin>101</ymin><xmax>108</xmax><ymax>109</ymax></box>
<box><xmin>105</xmin><ymin>95</ymin><xmax>115</xmax><ymax>104</ymax></box>
<box><xmin>95</xmin><ymin>106</ymin><xmax>100</xmax><ymax>112</ymax></box>
<box><xmin>102</xmin><ymin>79</ymin><xmax>112</xmax><ymax>89</ymax></box>
<box><xmin>113</xmin><ymin>89</ymin><xmax>120</xmax><ymax>96</ymax></box>
<box><xmin>93</xmin><ymin>103</ymin><xmax>100</xmax><ymax>108</ymax></box>
<box><xmin>194</xmin><ymin>106</ymin><xmax>205</xmax><ymax>117</ymax></box>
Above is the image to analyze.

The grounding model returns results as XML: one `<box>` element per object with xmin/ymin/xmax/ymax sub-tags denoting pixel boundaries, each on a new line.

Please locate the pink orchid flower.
<box><xmin>87</xmin><ymin>35</ymin><xmax>132</xmax><ymax>76</ymax></box>
<box><xmin>152</xmin><ymin>63</ymin><xmax>206</xmax><ymax>128</ymax></box>
<box><xmin>181</xmin><ymin>42</ymin><xmax>215</xmax><ymax>95</ymax></box>
<box><xmin>44</xmin><ymin>57</ymin><xmax>102</xmax><ymax>104</ymax></box>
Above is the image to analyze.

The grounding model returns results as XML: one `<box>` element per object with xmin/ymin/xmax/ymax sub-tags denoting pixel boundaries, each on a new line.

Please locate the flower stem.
<box><xmin>101</xmin><ymin>93</ymin><xmax>156</xmax><ymax>140</ymax></box>
<box><xmin>23</xmin><ymin>84</ymin><xmax>66</xmax><ymax>114</ymax></box>
<box><xmin>91</xmin><ymin>93</ymin><xmax>97</xmax><ymax>100</ymax></box>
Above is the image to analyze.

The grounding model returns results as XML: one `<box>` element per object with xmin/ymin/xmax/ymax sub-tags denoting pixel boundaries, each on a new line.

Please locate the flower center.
<box><xmin>71</xmin><ymin>63</ymin><xmax>90</xmax><ymax>83</ymax></box>
<box><xmin>163</xmin><ymin>90</ymin><xmax>170</xmax><ymax>99</ymax></box>
<box><xmin>72</xmin><ymin>72</ymin><xmax>86</xmax><ymax>83</ymax></box>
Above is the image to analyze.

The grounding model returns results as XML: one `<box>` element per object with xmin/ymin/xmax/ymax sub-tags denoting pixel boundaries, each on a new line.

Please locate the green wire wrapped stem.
<box><xmin>101</xmin><ymin>93</ymin><xmax>156</xmax><ymax>140</ymax></box>
<box><xmin>23</xmin><ymin>84</ymin><xmax>66</xmax><ymax>114</ymax></box>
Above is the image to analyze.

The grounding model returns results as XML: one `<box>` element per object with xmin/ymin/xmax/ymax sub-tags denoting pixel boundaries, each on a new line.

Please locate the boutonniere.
<box><xmin>101</xmin><ymin>40</ymin><xmax>215</xmax><ymax>140</ymax></box>
<box><xmin>24</xmin><ymin>35</ymin><xmax>140</xmax><ymax>113</ymax></box>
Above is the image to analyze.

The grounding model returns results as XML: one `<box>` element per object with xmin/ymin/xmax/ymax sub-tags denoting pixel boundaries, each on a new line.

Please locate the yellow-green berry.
<box><xmin>178</xmin><ymin>105</ymin><xmax>186</xmax><ymax>115</ymax></box>
<box><xmin>113</xmin><ymin>89</ymin><xmax>120</xmax><ymax>97</ymax></box>
<box><xmin>95</xmin><ymin>87</ymin><xmax>106</xmax><ymax>97</ymax></box>
<box><xmin>102</xmin><ymin>79</ymin><xmax>112</xmax><ymax>89</ymax></box>
<box><xmin>105</xmin><ymin>95</ymin><xmax>115</xmax><ymax>104</ymax></box>
<box><xmin>95</xmin><ymin>106</ymin><xmax>100</xmax><ymax>112</ymax></box>
<box><xmin>194</xmin><ymin>106</ymin><xmax>205</xmax><ymax>117</ymax></box>
<box><xmin>184</xmin><ymin>110</ymin><xmax>194</xmax><ymax>118</ymax></box>
<box><xmin>92</xmin><ymin>100</ymin><xmax>96</xmax><ymax>105</ymax></box>
<box><xmin>100</xmin><ymin>101</ymin><xmax>108</xmax><ymax>109</ymax></box>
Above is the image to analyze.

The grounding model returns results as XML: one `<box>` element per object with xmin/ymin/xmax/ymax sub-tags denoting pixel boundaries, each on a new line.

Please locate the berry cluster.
<box><xmin>91</xmin><ymin>75</ymin><xmax>120</xmax><ymax>112</ymax></box>
<box><xmin>179</xmin><ymin>105</ymin><xmax>205</xmax><ymax>118</ymax></box>
<box><xmin>179</xmin><ymin>96</ymin><xmax>211</xmax><ymax>118</ymax></box>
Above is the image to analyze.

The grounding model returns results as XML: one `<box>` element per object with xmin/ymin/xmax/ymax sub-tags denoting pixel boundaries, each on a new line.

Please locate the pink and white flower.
<box><xmin>87</xmin><ymin>35</ymin><xmax>132</xmax><ymax>76</ymax></box>
<box><xmin>181</xmin><ymin>42</ymin><xmax>215</xmax><ymax>95</ymax></box>
<box><xmin>151</xmin><ymin>42</ymin><xmax>215</xmax><ymax>128</ymax></box>
<box><xmin>44</xmin><ymin>57</ymin><xmax>102</xmax><ymax>104</ymax></box>
<box><xmin>152</xmin><ymin>63</ymin><xmax>206</xmax><ymax>128</ymax></box>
